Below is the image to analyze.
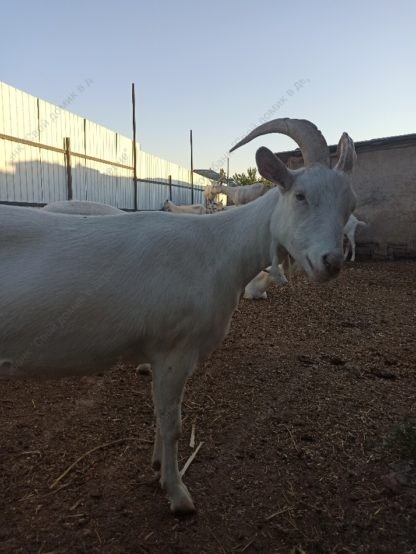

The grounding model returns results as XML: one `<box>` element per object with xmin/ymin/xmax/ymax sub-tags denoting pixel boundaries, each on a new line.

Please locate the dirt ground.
<box><xmin>1</xmin><ymin>261</ymin><xmax>415</xmax><ymax>554</ymax></box>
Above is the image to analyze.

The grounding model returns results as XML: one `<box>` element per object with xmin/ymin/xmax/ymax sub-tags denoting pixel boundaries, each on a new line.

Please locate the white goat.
<box><xmin>203</xmin><ymin>183</ymin><xmax>217</xmax><ymax>203</ymax></box>
<box><xmin>0</xmin><ymin>118</ymin><xmax>356</xmax><ymax>515</ymax></box>
<box><xmin>44</xmin><ymin>201</ymin><xmax>152</xmax><ymax>376</ymax></box>
<box><xmin>163</xmin><ymin>199</ymin><xmax>206</xmax><ymax>215</ymax></box>
<box><xmin>343</xmin><ymin>214</ymin><xmax>367</xmax><ymax>261</ymax></box>
<box><xmin>209</xmin><ymin>180</ymin><xmax>267</xmax><ymax>206</ymax></box>
<box><xmin>243</xmin><ymin>265</ymin><xmax>288</xmax><ymax>300</ymax></box>
<box><xmin>43</xmin><ymin>200</ymin><xmax>122</xmax><ymax>215</ymax></box>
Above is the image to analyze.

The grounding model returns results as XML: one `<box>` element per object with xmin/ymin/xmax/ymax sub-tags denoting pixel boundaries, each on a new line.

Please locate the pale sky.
<box><xmin>1</xmin><ymin>0</ymin><xmax>415</xmax><ymax>174</ymax></box>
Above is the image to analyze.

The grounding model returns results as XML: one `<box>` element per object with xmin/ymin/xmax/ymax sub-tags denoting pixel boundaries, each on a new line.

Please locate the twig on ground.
<box><xmin>50</xmin><ymin>437</ymin><xmax>136</xmax><ymax>489</ymax></box>
<box><xmin>239</xmin><ymin>535</ymin><xmax>257</xmax><ymax>552</ymax></box>
<box><xmin>284</xmin><ymin>425</ymin><xmax>300</xmax><ymax>452</ymax></box>
<box><xmin>207</xmin><ymin>525</ymin><xmax>227</xmax><ymax>554</ymax></box>
<box><xmin>180</xmin><ymin>441</ymin><xmax>203</xmax><ymax>477</ymax></box>
<box><xmin>265</xmin><ymin>506</ymin><xmax>292</xmax><ymax>521</ymax></box>
<box><xmin>190</xmin><ymin>422</ymin><xmax>196</xmax><ymax>448</ymax></box>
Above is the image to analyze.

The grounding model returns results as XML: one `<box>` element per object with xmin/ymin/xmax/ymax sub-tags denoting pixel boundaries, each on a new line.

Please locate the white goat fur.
<box><xmin>203</xmin><ymin>183</ymin><xmax>216</xmax><ymax>202</ymax></box>
<box><xmin>210</xmin><ymin>181</ymin><xmax>267</xmax><ymax>206</ymax></box>
<box><xmin>44</xmin><ymin>201</ymin><xmax>151</xmax><ymax>376</ymax></box>
<box><xmin>43</xmin><ymin>200</ymin><xmax>122</xmax><ymax>215</ymax></box>
<box><xmin>243</xmin><ymin>265</ymin><xmax>287</xmax><ymax>300</ymax></box>
<box><xmin>163</xmin><ymin>199</ymin><xmax>206</xmax><ymax>215</ymax></box>
<box><xmin>343</xmin><ymin>214</ymin><xmax>367</xmax><ymax>261</ymax></box>
<box><xmin>0</xmin><ymin>118</ymin><xmax>356</xmax><ymax>515</ymax></box>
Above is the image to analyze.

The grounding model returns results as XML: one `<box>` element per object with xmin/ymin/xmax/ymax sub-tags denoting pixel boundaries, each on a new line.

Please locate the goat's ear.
<box><xmin>256</xmin><ymin>147</ymin><xmax>294</xmax><ymax>190</ymax></box>
<box><xmin>334</xmin><ymin>132</ymin><xmax>356</xmax><ymax>174</ymax></box>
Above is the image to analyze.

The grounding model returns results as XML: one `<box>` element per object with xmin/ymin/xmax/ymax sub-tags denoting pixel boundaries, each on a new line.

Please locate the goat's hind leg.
<box><xmin>151</xmin><ymin>416</ymin><xmax>162</xmax><ymax>471</ymax></box>
<box><xmin>152</xmin><ymin>354</ymin><xmax>196</xmax><ymax>514</ymax></box>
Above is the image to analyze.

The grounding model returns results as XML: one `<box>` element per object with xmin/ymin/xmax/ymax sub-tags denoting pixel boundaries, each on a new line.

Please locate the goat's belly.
<box><xmin>0</xmin><ymin>324</ymin><xmax>149</xmax><ymax>379</ymax></box>
<box><xmin>0</xmin><ymin>348</ymin><xmax>118</xmax><ymax>378</ymax></box>
<box><xmin>0</xmin><ymin>293</ymin><xmax>143</xmax><ymax>378</ymax></box>
<box><xmin>0</xmin><ymin>324</ymin><xmax>132</xmax><ymax>378</ymax></box>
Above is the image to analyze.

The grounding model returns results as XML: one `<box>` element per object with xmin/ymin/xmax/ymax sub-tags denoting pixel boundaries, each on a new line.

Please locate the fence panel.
<box><xmin>137</xmin><ymin>180</ymin><xmax>204</xmax><ymax>210</ymax></box>
<box><xmin>0</xmin><ymin>81</ymin><xmax>212</xmax><ymax>209</ymax></box>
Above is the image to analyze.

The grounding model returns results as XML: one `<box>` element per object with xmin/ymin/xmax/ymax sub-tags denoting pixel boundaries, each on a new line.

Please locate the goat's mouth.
<box><xmin>281</xmin><ymin>248</ymin><xmax>336</xmax><ymax>283</ymax></box>
<box><xmin>304</xmin><ymin>255</ymin><xmax>333</xmax><ymax>283</ymax></box>
<box><xmin>305</xmin><ymin>255</ymin><xmax>315</xmax><ymax>274</ymax></box>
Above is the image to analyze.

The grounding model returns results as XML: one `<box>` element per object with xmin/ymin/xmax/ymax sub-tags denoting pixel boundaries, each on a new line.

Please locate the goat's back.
<box><xmin>43</xmin><ymin>200</ymin><xmax>122</xmax><ymax>215</ymax></box>
<box><xmin>0</xmin><ymin>206</ymin><xmax>234</xmax><ymax>376</ymax></box>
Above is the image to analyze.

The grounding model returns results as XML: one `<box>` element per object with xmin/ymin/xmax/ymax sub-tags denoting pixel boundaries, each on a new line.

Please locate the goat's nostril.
<box><xmin>322</xmin><ymin>253</ymin><xmax>342</xmax><ymax>274</ymax></box>
<box><xmin>322</xmin><ymin>253</ymin><xmax>331</xmax><ymax>269</ymax></box>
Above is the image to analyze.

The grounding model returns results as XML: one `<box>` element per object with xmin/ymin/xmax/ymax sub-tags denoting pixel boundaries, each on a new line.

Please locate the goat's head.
<box><xmin>230</xmin><ymin>118</ymin><xmax>356</xmax><ymax>282</ymax></box>
<box><xmin>163</xmin><ymin>199</ymin><xmax>171</xmax><ymax>211</ymax></box>
<box><xmin>209</xmin><ymin>180</ymin><xmax>224</xmax><ymax>196</ymax></box>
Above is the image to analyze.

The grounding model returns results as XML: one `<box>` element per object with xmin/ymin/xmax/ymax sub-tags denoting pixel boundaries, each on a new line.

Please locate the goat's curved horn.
<box><xmin>334</xmin><ymin>132</ymin><xmax>356</xmax><ymax>174</ymax></box>
<box><xmin>229</xmin><ymin>118</ymin><xmax>330</xmax><ymax>167</ymax></box>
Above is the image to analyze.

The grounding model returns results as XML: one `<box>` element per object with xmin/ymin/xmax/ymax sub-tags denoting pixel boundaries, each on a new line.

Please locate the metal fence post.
<box><xmin>190</xmin><ymin>130</ymin><xmax>194</xmax><ymax>204</ymax></box>
<box><xmin>64</xmin><ymin>137</ymin><xmax>73</xmax><ymax>200</ymax></box>
<box><xmin>132</xmin><ymin>83</ymin><xmax>138</xmax><ymax>211</ymax></box>
<box><xmin>168</xmin><ymin>175</ymin><xmax>172</xmax><ymax>200</ymax></box>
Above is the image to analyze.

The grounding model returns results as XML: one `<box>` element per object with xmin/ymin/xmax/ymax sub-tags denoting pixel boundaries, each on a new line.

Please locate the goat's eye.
<box><xmin>295</xmin><ymin>192</ymin><xmax>306</xmax><ymax>202</ymax></box>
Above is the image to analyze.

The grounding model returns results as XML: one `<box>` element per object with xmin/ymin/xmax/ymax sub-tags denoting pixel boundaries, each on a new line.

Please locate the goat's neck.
<box><xmin>212</xmin><ymin>189</ymin><xmax>279</xmax><ymax>290</ymax></box>
<box><xmin>220</xmin><ymin>184</ymin><xmax>238</xmax><ymax>201</ymax></box>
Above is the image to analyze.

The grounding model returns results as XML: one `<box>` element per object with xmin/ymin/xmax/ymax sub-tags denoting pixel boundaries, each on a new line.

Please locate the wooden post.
<box><xmin>132</xmin><ymin>83</ymin><xmax>138</xmax><ymax>211</ymax></box>
<box><xmin>190</xmin><ymin>129</ymin><xmax>194</xmax><ymax>204</ymax></box>
<box><xmin>168</xmin><ymin>175</ymin><xmax>172</xmax><ymax>201</ymax></box>
<box><xmin>64</xmin><ymin>137</ymin><xmax>73</xmax><ymax>200</ymax></box>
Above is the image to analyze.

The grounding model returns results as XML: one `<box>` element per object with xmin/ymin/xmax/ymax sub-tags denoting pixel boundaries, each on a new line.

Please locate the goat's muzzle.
<box><xmin>322</xmin><ymin>252</ymin><xmax>343</xmax><ymax>278</ymax></box>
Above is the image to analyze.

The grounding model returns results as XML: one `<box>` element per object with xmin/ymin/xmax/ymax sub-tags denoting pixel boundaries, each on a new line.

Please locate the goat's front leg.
<box><xmin>351</xmin><ymin>240</ymin><xmax>356</xmax><ymax>262</ymax></box>
<box><xmin>269</xmin><ymin>252</ymin><xmax>280</xmax><ymax>279</ymax></box>
<box><xmin>343</xmin><ymin>240</ymin><xmax>350</xmax><ymax>261</ymax></box>
<box><xmin>151</xmin><ymin>419</ymin><xmax>162</xmax><ymax>471</ymax></box>
<box><xmin>151</xmin><ymin>358</ymin><xmax>195</xmax><ymax>514</ymax></box>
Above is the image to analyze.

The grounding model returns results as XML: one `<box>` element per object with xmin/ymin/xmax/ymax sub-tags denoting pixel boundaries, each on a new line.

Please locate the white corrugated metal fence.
<box><xmin>0</xmin><ymin>81</ymin><xmax>211</xmax><ymax>210</ymax></box>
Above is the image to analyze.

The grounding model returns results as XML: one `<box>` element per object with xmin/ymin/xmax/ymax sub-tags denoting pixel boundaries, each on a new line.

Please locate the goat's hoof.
<box><xmin>169</xmin><ymin>485</ymin><xmax>196</xmax><ymax>515</ymax></box>
<box><xmin>152</xmin><ymin>458</ymin><xmax>161</xmax><ymax>471</ymax></box>
<box><xmin>137</xmin><ymin>363</ymin><xmax>152</xmax><ymax>375</ymax></box>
